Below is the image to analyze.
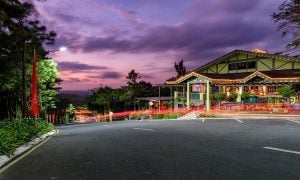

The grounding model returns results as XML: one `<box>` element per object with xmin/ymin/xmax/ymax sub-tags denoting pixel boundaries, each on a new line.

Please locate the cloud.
<box><xmin>78</xmin><ymin>19</ymin><xmax>277</xmax><ymax>61</ymax></box>
<box><xmin>54</xmin><ymin>0</ymin><xmax>284</xmax><ymax>64</ymax></box>
<box><xmin>58</xmin><ymin>61</ymin><xmax>108</xmax><ymax>72</ymax></box>
<box><xmin>63</xmin><ymin>77</ymin><xmax>82</xmax><ymax>83</ymax></box>
<box><xmin>88</xmin><ymin>71</ymin><xmax>123</xmax><ymax>79</ymax></box>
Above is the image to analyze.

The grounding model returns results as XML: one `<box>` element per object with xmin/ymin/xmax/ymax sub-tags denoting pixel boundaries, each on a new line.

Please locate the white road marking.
<box><xmin>287</xmin><ymin>119</ymin><xmax>300</xmax><ymax>124</ymax></box>
<box><xmin>263</xmin><ymin>146</ymin><xmax>300</xmax><ymax>155</ymax></box>
<box><xmin>133</xmin><ymin>128</ymin><xmax>155</xmax><ymax>132</ymax></box>
<box><xmin>202</xmin><ymin>119</ymin><xmax>205</xmax><ymax>123</ymax></box>
<box><xmin>103</xmin><ymin>125</ymin><xmax>112</xmax><ymax>127</ymax></box>
<box><xmin>234</xmin><ymin>118</ymin><xmax>243</xmax><ymax>123</ymax></box>
<box><xmin>0</xmin><ymin>136</ymin><xmax>53</xmax><ymax>173</ymax></box>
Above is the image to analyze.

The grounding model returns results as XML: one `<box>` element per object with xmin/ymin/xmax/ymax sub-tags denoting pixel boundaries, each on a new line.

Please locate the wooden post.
<box><xmin>187</xmin><ymin>82</ymin><xmax>190</xmax><ymax>108</ymax></box>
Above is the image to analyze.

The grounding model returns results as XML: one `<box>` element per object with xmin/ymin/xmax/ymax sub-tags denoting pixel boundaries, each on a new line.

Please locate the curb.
<box><xmin>0</xmin><ymin>129</ymin><xmax>58</xmax><ymax>169</ymax></box>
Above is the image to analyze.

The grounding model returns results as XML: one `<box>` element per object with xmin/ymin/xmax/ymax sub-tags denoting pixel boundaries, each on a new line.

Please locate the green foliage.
<box><xmin>38</xmin><ymin>59</ymin><xmax>59</xmax><ymax>113</ymax></box>
<box><xmin>162</xmin><ymin>113</ymin><xmax>178</xmax><ymax>119</ymax></box>
<box><xmin>88</xmin><ymin>69</ymin><xmax>168</xmax><ymax>113</ymax></box>
<box><xmin>213</xmin><ymin>93</ymin><xmax>225</xmax><ymax>101</ymax></box>
<box><xmin>241</xmin><ymin>91</ymin><xmax>250</xmax><ymax>101</ymax></box>
<box><xmin>129</xmin><ymin>112</ymin><xmax>179</xmax><ymax>120</ymax></box>
<box><xmin>165</xmin><ymin>101</ymin><xmax>174</xmax><ymax>109</ymax></box>
<box><xmin>272</xmin><ymin>0</ymin><xmax>300</xmax><ymax>49</ymax></box>
<box><xmin>0</xmin><ymin>0</ymin><xmax>57</xmax><ymax>119</ymax></box>
<box><xmin>228</xmin><ymin>92</ymin><xmax>238</xmax><ymax>102</ymax></box>
<box><xmin>129</xmin><ymin>112</ymin><xmax>145</xmax><ymax>119</ymax></box>
<box><xmin>88</xmin><ymin>86</ymin><xmax>123</xmax><ymax>113</ymax></box>
<box><xmin>152</xmin><ymin>114</ymin><xmax>164</xmax><ymax>119</ymax></box>
<box><xmin>0</xmin><ymin>119</ymin><xmax>54</xmax><ymax>156</ymax></box>
<box><xmin>278</xmin><ymin>86</ymin><xmax>296</xmax><ymax>100</ymax></box>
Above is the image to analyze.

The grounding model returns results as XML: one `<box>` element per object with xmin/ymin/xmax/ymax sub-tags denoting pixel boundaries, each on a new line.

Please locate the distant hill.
<box><xmin>58</xmin><ymin>90</ymin><xmax>92</xmax><ymax>107</ymax></box>
<box><xmin>59</xmin><ymin>90</ymin><xmax>92</xmax><ymax>96</ymax></box>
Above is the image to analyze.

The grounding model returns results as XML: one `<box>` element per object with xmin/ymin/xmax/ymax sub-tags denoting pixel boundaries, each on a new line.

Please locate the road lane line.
<box><xmin>0</xmin><ymin>136</ymin><xmax>53</xmax><ymax>174</ymax></box>
<box><xmin>263</xmin><ymin>146</ymin><xmax>300</xmax><ymax>155</ymax></box>
<box><xmin>133</xmin><ymin>128</ymin><xmax>155</xmax><ymax>132</ymax></box>
<box><xmin>202</xmin><ymin>119</ymin><xmax>205</xmax><ymax>123</ymax></box>
<box><xmin>287</xmin><ymin>119</ymin><xmax>300</xmax><ymax>124</ymax></box>
<box><xmin>103</xmin><ymin>125</ymin><xmax>112</xmax><ymax>127</ymax></box>
<box><xmin>234</xmin><ymin>118</ymin><xmax>243</xmax><ymax>123</ymax></box>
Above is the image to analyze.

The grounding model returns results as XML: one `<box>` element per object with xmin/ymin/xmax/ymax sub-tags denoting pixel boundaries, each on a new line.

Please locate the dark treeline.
<box><xmin>87</xmin><ymin>69</ymin><xmax>170</xmax><ymax>114</ymax></box>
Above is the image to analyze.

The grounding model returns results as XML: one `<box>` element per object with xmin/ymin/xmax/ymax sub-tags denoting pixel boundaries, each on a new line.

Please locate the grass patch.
<box><xmin>0</xmin><ymin>119</ymin><xmax>54</xmax><ymax>156</ymax></box>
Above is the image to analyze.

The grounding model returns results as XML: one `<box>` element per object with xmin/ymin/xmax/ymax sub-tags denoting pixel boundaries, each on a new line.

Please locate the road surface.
<box><xmin>1</xmin><ymin>118</ymin><xmax>300</xmax><ymax>179</ymax></box>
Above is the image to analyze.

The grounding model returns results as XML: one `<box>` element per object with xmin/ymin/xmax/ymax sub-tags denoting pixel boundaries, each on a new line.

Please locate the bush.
<box><xmin>0</xmin><ymin>119</ymin><xmax>54</xmax><ymax>156</ymax></box>
<box><xmin>152</xmin><ymin>114</ymin><xmax>164</xmax><ymax>119</ymax></box>
<box><xmin>129</xmin><ymin>112</ymin><xmax>150</xmax><ymax>120</ymax></box>
<box><xmin>197</xmin><ymin>112</ymin><xmax>215</xmax><ymax>118</ymax></box>
<box><xmin>163</xmin><ymin>113</ymin><xmax>178</xmax><ymax>119</ymax></box>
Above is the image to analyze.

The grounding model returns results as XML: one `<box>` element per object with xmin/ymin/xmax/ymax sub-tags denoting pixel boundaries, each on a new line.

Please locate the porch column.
<box><xmin>237</xmin><ymin>85</ymin><xmax>243</xmax><ymax>102</ymax></box>
<box><xmin>187</xmin><ymin>82</ymin><xmax>190</xmax><ymax>108</ymax></box>
<box><xmin>206</xmin><ymin>80</ymin><xmax>210</xmax><ymax>112</ymax></box>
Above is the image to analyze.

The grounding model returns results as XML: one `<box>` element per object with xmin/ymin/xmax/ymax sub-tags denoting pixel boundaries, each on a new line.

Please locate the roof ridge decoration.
<box><xmin>193</xmin><ymin>49</ymin><xmax>300</xmax><ymax>73</ymax></box>
<box><xmin>241</xmin><ymin>71</ymin><xmax>271</xmax><ymax>83</ymax></box>
<box><xmin>166</xmin><ymin>71</ymin><xmax>211</xmax><ymax>84</ymax></box>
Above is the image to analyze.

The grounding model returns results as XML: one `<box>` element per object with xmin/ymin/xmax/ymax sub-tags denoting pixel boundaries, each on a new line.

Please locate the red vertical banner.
<box><xmin>30</xmin><ymin>49</ymin><xmax>40</xmax><ymax>117</ymax></box>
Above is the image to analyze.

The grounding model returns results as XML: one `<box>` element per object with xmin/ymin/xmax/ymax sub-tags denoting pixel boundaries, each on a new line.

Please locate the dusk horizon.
<box><xmin>33</xmin><ymin>0</ymin><xmax>291</xmax><ymax>90</ymax></box>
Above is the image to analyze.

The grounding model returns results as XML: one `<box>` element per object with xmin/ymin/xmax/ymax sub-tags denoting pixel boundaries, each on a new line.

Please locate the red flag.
<box><xmin>30</xmin><ymin>49</ymin><xmax>40</xmax><ymax>117</ymax></box>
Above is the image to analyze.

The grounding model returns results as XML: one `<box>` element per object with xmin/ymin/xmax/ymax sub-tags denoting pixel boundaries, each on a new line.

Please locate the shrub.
<box><xmin>152</xmin><ymin>114</ymin><xmax>164</xmax><ymax>119</ymax></box>
<box><xmin>0</xmin><ymin>119</ymin><xmax>54</xmax><ymax>156</ymax></box>
<box><xmin>163</xmin><ymin>113</ymin><xmax>178</xmax><ymax>119</ymax></box>
<box><xmin>197</xmin><ymin>112</ymin><xmax>215</xmax><ymax>118</ymax></box>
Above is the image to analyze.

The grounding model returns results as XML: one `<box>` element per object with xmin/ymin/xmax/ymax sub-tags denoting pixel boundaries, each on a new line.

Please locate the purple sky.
<box><xmin>33</xmin><ymin>0</ymin><xmax>290</xmax><ymax>90</ymax></box>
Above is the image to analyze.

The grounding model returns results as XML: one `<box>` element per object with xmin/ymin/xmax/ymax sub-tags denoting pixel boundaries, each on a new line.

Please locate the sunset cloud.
<box><xmin>34</xmin><ymin>0</ymin><xmax>290</xmax><ymax>90</ymax></box>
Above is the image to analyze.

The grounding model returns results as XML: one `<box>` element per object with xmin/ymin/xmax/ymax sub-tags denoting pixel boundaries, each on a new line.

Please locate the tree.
<box><xmin>213</xmin><ymin>93</ymin><xmax>225</xmax><ymax>109</ymax></box>
<box><xmin>37</xmin><ymin>59</ymin><xmax>59</xmax><ymax>119</ymax></box>
<box><xmin>0</xmin><ymin>0</ymin><xmax>56</xmax><ymax>119</ymax></box>
<box><xmin>278</xmin><ymin>86</ymin><xmax>296</xmax><ymax>105</ymax></box>
<box><xmin>272</xmin><ymin>0</ymin><xmax>300</xmax><ymax>50</ymax></box>
<box><xmin>174</xmin><ymin>59</ymin><xmax>187</xmax><ymax>76</ymax></box>
<box><xmin>241</xmin><ymin>91</ymin><xmax>250</xmax><ymax>103</ymax></box>
<box><xmin>126</xmin><ymin>69</ymin><xmax>141</xmax><ymax>85</ymax></box>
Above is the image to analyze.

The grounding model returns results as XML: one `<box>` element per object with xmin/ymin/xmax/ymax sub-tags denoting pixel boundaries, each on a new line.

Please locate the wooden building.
<box><xmin>166</xmin><ymin>49</ymin><xmax>300</xmax><ymax>110</ymax></box>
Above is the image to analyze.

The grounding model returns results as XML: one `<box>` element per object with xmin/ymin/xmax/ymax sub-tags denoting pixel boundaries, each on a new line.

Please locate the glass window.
<box><xmin>238</xmin><ymin>62</ymin><xmax>247</xmax><ymax>69</ymax></box>
<box><xmin>247</xmin><ymin>61</ymin><xmax>256</xmax><ymax>69</ymax></box>
<box><xmin>192</xmin><ymin>84</ymin><xmax>204</xmax><ymax>92</ymax></box>
<box><xmin>229</xmin><ymin>63</ymin><xmax>237</xmax><ymax>70</ymax></box>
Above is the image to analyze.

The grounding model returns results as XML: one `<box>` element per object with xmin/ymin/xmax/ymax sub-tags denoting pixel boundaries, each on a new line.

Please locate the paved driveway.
<box><xmin>1</xmin><ymin>118</ymin><xmax>300</xmax><ymax>179</ymax></box>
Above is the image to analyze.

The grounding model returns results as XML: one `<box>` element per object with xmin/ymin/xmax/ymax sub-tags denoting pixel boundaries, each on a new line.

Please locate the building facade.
<box><xmin>166</xmin><ymin>49</ymin><xmax>300</xmax><ymax>109</ymax></box>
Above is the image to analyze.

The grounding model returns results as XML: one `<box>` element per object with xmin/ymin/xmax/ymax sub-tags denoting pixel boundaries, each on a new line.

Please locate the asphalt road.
<box><xmin>1</xmin><ymin>118</ymin><xmax>300</xmax><ymax>180</ymax></box>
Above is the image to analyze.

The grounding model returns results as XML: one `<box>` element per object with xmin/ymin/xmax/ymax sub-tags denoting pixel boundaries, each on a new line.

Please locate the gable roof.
<box><xmin>194</xmin><ymin>49</ymin><xmax>300</xmax><ymax>73</ymax></box>
<box><xmin>166</xmin><ymin>69</ymin><xmax>300</xmax><ymax>85</ymax></box>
